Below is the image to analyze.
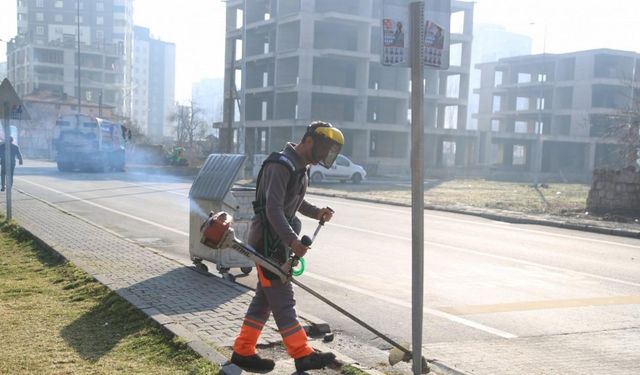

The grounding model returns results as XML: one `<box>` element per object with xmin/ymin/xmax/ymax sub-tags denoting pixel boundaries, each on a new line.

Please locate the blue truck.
<box><xmin>52</xmin><ymin>114</ymin><xmax>127</xmax><ymax>172</ymax></box>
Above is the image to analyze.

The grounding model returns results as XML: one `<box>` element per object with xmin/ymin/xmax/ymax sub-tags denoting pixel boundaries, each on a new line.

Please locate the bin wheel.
<box><xmin>194</xmin><ymin>262</ymin><xmax>208</xmax><ymax>273</ymax></box>
<box><xmin>240</xmin><ymin>267</ymin><xmax>253</xmax><ymax>275</ymax></box>
<box><xmin>223</xmin><ymin>273</ymin><xmax>236</xmax><ymax>282</ymax></box>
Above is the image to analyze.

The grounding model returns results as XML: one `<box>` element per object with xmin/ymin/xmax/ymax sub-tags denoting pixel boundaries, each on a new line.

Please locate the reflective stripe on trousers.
<box><xmin>233</xmin><ymin>265</ymin><xmax>314</xmax><ymax>359</ymax></box>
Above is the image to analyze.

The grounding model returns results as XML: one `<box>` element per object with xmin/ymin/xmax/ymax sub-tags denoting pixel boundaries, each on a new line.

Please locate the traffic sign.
<box><xmin>0</xmin><ymin>78</ymin><xmax>30</xmax><ymax>120</ymax></box>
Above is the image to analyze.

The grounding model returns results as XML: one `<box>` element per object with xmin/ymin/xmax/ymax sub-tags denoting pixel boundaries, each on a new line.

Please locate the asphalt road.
<box><xmin>11</xmin><ymin>160</ymin><xmax>640</xmax><ymax>373</ymax></box>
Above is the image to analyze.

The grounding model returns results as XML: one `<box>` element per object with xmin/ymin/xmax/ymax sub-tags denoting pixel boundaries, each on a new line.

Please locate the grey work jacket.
<box><xmin>248</xmin><ymin>143</ymin><xmax>320</xmax><ymax>260</ymax></box>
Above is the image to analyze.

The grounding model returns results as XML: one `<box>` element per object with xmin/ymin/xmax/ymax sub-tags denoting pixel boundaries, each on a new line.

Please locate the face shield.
<box><xmin>311</xmin><ymin>126</ymin><xmax>344</xmax><ymax>168</ymax></box>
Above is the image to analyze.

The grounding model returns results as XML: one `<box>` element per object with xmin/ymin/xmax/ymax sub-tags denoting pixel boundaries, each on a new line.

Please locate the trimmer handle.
<box><xmin>301</xmin><ymin>235</ymin><xmax>313</xmax><ymax>247</ymax></box>
<box><xmin>318</xmin><ymin>207</ymin><xmax>335</xmax><ymax>225</ymax></box>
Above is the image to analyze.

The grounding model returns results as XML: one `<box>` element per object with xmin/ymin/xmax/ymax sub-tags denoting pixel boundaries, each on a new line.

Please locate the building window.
<box><xmin>96</xmin><ymin>2</ymin><xmax>104</xmax><ymax>11</ymax></box>
<box><xmin>96</xmin><ymin>30</ymin><xmax>104</xmax><ymax>41</ymax></box>
<box><xmin>515</xmin><ymin>121</ymin><xmax>528</xmax><ymax>133</ymax></box>
<box><xmin>492</xmin><ymin>95</ymin><xmax>501</xmax><ymax>112</ymax></box>
<box><xmin>36</xmin><ymin>26</ymin><xmax>45</xmax><ymax>35</ymax></box>
<box><xmin>96</xmin><ymin>16</ymin><xmax>104</xmax><ymax>25</ymax></box>
<box><xmin>36</xmin><ymin>12</ymin><xmax>44</xmax><ymax>21</ymax></box>
<box><xmin>491</xmin><ymin>119</ymin><xmax>500</xmax><ymax>132</ymax></box>
<box><xmin>55</xmin><ymin>14</ymin><xmax>63</xmax><ymax>22</ymax></box>
<box><xmin>36</xmin><ymin>0</ymin><xmax>44</xmax><ymax>7</ymax></box>
<box><xmin>494</xmin><ymin>71</ymin><xmax>503</xmax><ymax>86</ymax></box>
<box><xmin>513</xmin><ymin>145</ymin><xmax>526</xmax><ymax>165</ymax></box>
<box><xmin>54</xmin><ymin>1</ymin><xmax>63</xmax><ymax>8</ymax></box>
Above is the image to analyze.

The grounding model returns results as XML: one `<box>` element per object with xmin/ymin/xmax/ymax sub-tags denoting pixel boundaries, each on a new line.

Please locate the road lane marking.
<box><xmin>437</xmin><ymin>295</ymin><xmax>640</xmax><ymax>315</ymax></box>
<box><xmin>18</xmin><ymin>179</ymin><xmax>189</xmax><ymax>236</ymax></box>
<box><xmin>431</xmin><ymin>241</ymin><xmax>640</xmax><ymax>288</ymax></box>
<box><xmin>302</xmin><ymin>271</ymin><xmax>517</xmax><ymax>339</ymax></box>
<box><xmin>313</xmin><ymin>196</ymin><xmax>640</xmax><ymax>250</ymax></box>
<box><xmin>329</xmin><ymin>222</ymin><xmax>640</xmax><ymax>288</ymax></box>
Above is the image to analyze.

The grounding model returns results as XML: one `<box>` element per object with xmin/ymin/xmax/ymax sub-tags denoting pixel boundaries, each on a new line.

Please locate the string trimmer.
<box><xmin>200</xmin><ymin>211</ymin><xmax>429</xmax><ymax>373</ymax></box>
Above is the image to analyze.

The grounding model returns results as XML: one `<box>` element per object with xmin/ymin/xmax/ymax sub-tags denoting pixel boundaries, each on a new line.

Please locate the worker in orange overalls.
<box><xmin>231</xmin><ymin>121</ymin><xmax>344</xmax><ymax>372</ymax></box>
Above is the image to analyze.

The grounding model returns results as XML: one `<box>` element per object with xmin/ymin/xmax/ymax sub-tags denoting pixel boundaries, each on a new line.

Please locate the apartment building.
<box><xmin>223</xmin><ymin>0</ymin><xmax>474</xmax><ymax>175</ymax></box>
<box><xmin>132</xmin><ymin>26</ymin><xmax>176</xmax><ymax>141</ymax></box>
<box><xmin>6</xmin><ymin>0</ymin><xmax>133</xmax><ymax>117</ymax></box>
<box><xmin>475</xmin><ymin>49</ymin><xmax>639</xmax><ymax>181</ymax></box>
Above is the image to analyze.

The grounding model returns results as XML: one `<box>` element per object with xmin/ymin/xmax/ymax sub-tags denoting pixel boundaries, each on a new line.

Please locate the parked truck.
<box><xmin>52</xmin><ymin>114</ymin><xmax>127</xmax><ymax>172</ymax></box>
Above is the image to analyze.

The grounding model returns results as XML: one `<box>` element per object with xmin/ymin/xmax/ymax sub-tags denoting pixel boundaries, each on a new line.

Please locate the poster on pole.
<box><xmin>423</xmin><ymin>0</ymin><xmax>450</xmax><ymax>70</ymax></box>
<box><xmin>381</xmin><ymin>0</ymin><xmax>410</xmax><ymax>67</ymax></box>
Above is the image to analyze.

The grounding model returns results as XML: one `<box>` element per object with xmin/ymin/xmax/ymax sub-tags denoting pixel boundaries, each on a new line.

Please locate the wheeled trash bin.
<box><xmin>188</xmin><ymin>154</ymin><xmax>255</xmax><ymax>280</ymax></box>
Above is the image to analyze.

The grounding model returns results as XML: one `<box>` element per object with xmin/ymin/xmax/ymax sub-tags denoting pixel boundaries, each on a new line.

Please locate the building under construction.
<box><xmin>475</xmin><ymin>49</ymin><xmax>639</xmax><ymax>181</ymax></box>
<box><xmin>223</xmin><ymin>0</ymin><xmax>474</xmax><ymax>176</ymax></box>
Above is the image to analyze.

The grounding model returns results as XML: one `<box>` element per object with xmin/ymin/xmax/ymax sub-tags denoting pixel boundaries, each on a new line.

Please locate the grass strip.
<box><xmin>0</xmin><ymin>220</ymin><xmax>219</xmax><ymax>375</ymax></box>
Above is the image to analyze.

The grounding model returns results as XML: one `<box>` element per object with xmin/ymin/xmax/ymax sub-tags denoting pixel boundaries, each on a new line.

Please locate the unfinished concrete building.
<box><xmin>475</xmin><ymin>49</ymin><xmax>639</xmax><ymax>181</ymax></box>
<box><xmin>223</xmin><ymin>0</ymin><xmax>474</xmax><ymax>175</ymax></box>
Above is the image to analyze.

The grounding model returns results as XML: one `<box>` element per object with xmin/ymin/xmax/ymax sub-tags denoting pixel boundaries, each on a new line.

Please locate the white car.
<box><xmin>309</xmin><ymin>154</ymin><xmax>366</xmax><ymax>184</ymax></box>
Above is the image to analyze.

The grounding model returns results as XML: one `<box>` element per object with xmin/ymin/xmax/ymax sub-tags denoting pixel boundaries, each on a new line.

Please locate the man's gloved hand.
<box><xmin>317</xmin><ymin>207</ymin><xmax>334</xmax><ymax>222</ymax></box>
<box><xmin>290</xmin><ymin>238</ymin><xmax>309</xmax><ymax>258</ymax></box>
<box><xmin>19</xmin><ymin>161</ymin><xmax>23</xmax><ymax>165</ymax></box>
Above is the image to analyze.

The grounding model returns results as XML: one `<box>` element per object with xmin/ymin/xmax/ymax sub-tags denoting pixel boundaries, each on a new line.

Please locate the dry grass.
<box><xmin>305</xmin><ymin>179</ymin><xmax>590</xmax><ymax>216</ymax></box>
<box><xmin>0</xmin><ymin>221</ymin><xmax>219</xmax><ymax>375</ymax></box>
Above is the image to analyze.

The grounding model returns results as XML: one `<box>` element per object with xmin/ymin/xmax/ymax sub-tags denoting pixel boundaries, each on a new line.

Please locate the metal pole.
<box><xmin>77</xmin><ymin>0</ymin><xmax>81</xmax><ymax>113</ymax></box>
<box><xmin>225</xmin><ymin>41</ymin><xmax>236</xmax><ymax>153</ymax></box>
<box><xmin>3</xmin><ymin>102</ymin><xmax>11</xmax><ymax>220</ymax></box>
<box><xmin>409</xmin><ymin>1</ymin><xmax>425</xmax><ymax>374</ymax></box>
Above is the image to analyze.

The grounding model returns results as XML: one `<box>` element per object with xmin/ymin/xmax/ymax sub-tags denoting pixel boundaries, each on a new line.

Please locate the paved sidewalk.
<box><xmin>1</xmin><ymin>190</ymin><xmax>392</xmax><ymax>374</ymax></box>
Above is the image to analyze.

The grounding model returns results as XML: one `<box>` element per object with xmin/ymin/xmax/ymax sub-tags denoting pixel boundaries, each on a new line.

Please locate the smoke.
<box><xmin>190</xmin><ymin>199</ymin><xmax>209</xmax><ymax>219</ymax></box>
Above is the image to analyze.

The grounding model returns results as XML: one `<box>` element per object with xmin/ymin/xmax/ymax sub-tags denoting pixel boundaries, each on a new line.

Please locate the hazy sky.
<box><xmin>1</xmin><ymin>0</ymin><xmax>638</xmax><ymax>102</ymax></box>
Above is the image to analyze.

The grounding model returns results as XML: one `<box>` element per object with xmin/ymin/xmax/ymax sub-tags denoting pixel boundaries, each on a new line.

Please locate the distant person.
<box><xmin>0</xmin><ymin>137</ymin><xmax>23</xmax><ymax>191</ymax></box>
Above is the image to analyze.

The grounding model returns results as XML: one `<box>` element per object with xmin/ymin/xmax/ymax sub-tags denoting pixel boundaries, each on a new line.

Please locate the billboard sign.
<box><xmin>423</xmin><ymin>0</ymin><xmax>451</xmax><ymax>69</ymax></box>
<box><xmin>381</xmin><ymin>0</ymin><xmax>410</xmax><ymax>67</ymax></box>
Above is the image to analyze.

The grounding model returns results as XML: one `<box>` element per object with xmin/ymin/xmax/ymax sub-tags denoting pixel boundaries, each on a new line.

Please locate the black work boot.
<box><xmin>295</xmin><ymin>351</ymin><xmax>343</xmax><ymax>372</ymax></box>
<box><xmin>231</xmin><ymin>352</ymin><xmax>275</xmax><ymax>372</ymax></box>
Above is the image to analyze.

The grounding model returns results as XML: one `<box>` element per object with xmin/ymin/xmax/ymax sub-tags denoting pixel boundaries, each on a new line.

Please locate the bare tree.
<box><xmin>600</xmin><ymin>78</ymin><xmax>640</xmax><ymax>170</ymax></box>
<box><xmin>169</xmin><ymin>101</ymin><xmax>207</xmax><ymax>148</ymax></box>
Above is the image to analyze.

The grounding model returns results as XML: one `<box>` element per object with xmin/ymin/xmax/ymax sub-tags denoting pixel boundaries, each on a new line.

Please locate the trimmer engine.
<box><xmin>200</xmin><ymin>211</ymin><xmax>233</xmax><ymax>249</ymax></box>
